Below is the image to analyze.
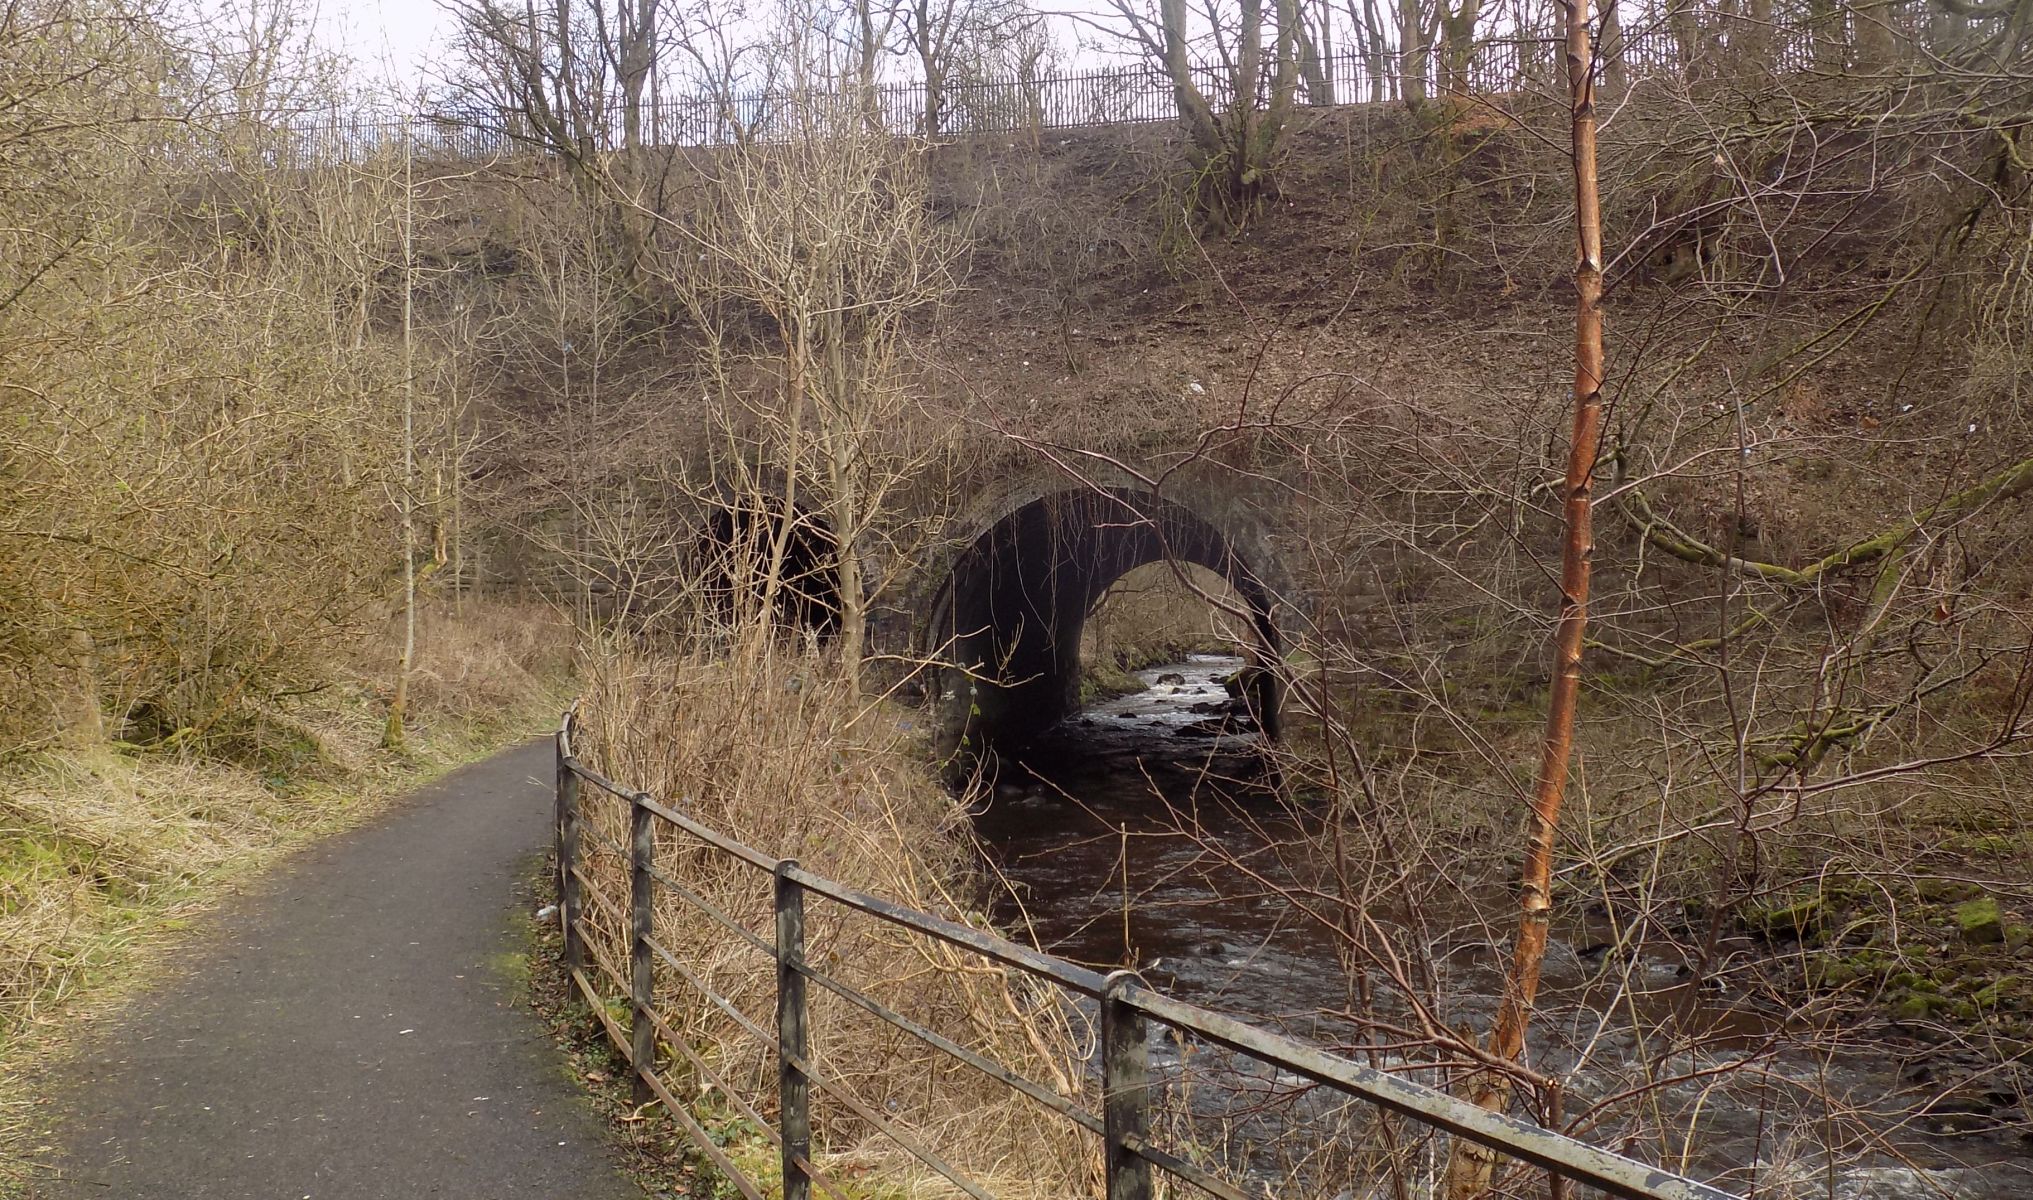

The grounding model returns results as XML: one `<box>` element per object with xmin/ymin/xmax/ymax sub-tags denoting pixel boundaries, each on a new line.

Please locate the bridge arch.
<box><xmin>696</xmin><ymin>492</ymin><xmax>842</xmax><ymax>635</ymax></box>
<box><xmin>916</xmin><ymin>479</ymin><xmax>1292</xmax><ymax>753</ymax></box>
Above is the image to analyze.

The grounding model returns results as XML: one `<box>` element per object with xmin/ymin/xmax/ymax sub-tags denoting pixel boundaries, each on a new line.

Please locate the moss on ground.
<box><xmin>1775</xmin><ymin>871</ymin><xmax>2033</xmax><ymax>1050</ymax></box>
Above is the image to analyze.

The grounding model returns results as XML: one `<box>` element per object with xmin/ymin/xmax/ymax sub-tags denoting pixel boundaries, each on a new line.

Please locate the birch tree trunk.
<box><xmin>1440</xmin><ymin>0</ymin><xmax>1604</xmax><ymax>1192</ymax></box>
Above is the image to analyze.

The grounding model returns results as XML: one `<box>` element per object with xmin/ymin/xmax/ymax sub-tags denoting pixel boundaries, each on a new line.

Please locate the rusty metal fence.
<box><xmin>276</xmin><ymin>19</ymin><xmax>1838</xmax><ymax>164</ymax></box>
<box><xmin>552</xmin><ymin>710</ymin><xmax>1739</xmax><ymax>1200</ymax></box>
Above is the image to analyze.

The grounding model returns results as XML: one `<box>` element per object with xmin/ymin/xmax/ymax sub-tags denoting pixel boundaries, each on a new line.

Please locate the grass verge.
<box><xmin>0</xmin><ymin>600</ymin><xmax>575</xmax><ymax>1195</ymax></box>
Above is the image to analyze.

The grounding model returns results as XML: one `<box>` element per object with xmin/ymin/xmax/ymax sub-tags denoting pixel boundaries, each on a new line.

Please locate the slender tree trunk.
<box><xmin>1440</xmin><ymin>0</ymin><xmax>1604</xmax><ymax>1192</ymax></box>
<box><xmin>915</xmin><ymin>1</ymin><xmax>943</xmax><ymax>137</ymax></box>
<box><xmin>1601</xmin><ymin>0</ymin><xmax>1626</xmax><ymax>91</ymax></box>
<box><xmin>618</xmin><ymin>0</ymin><xmax>655</xmax><ymax>152</ymax></box>
<box><xmin>1160</xmin><ymin>0</ymin><xmax>1224</xmax><ymax>155</ymax></box>
<box><xmin>1297</xmin><ymin>2</ymin><xmax>1333</xmax><ymax>104</ymax></box>
<box><xmin>1807</xmin><ymin>0</ymin><xmax>1843</xmax><ymax>69</ymax></box>
<box><xmin>384</xmin><ymin>132</ymin><xmax>417</xmax><ymax>751</ymax></box>
<box><xmin>1437</xmin><ymin>0</ymin><xmax>1485</xmax><ymax>107</ymax></box>
<box><xmin>1397</xmin><ymin>0</ymin><xmax>1428</xmax><ymax>109</ymax></box>
<box><xmin>756</xmin><ymin>321</ymin><xmax>809</xmax><ymax>647</ymax></box>
<box><xmin>853</xmin><ymin>0</ymin><xmax>889</xmax><ymax>130</ymax></box>
<box><xmin>821</xmin><ymin>273</ymin><xmax>865</xmax><ymax>694</ymax></box>
<box><xmin>1233</xmin><ymin>0</ymin><xmax>1264</xmax><ymax>187</ymax></box>
<box><xmin>1355</xmin><ymin>0</ymin><xmax>1388</xmax><ymax>102</ymax></box>
<box><xmin>923</xmin><ymin>67</ymin><xmax>942</xmax><ymax>136</ymax></box>
<box><xmin>1668</xmin><ymin>0</ymin><xmax>1700</xmax><ymax>71</ymax></box>
<box><xmin>450</xmin><ymin>376</ymin><xmax>466</xmax><ymax>616</ymax></box>
<box><xmin>1853</xmin><ymin>0</ymin><xmax>1897</xmax><ymax>68</ymax></box>
<box><xmin>59</xmin><ymin>627</ymin><xmax>105</xmax><ymax>747</ymax></box>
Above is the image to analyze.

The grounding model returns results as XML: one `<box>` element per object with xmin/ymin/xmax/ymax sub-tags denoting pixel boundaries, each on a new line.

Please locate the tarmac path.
<box><xmin>36</xmin><ymin>740</ymin><xmax>641</xmax><ymax>1199</ymax></box>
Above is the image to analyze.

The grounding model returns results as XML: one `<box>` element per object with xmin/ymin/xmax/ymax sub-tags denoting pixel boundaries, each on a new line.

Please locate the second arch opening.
<box><xmin>925</xmin><ymin>486</ymin><xmax>1285</xmax><ymax>756</ymax></box>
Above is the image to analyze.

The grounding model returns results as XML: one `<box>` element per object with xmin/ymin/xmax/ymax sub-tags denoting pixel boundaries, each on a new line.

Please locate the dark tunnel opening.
<box><xmin>929</xmin><ymin>487</ymin><xmax>1283</xmax><ymax>756</ymax></box>
<box><xmin>699</xmin><ymin>498</ymin><xmax>842</xmax><ymax>635</ymax></box>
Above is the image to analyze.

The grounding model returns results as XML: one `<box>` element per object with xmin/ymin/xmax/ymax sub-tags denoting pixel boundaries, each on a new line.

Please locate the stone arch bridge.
<box><xmin>656</xmin><ymin>464</ymin><xmax>1301</xmax><ymax>755</ymax></box>
<box><xmin>870</xmin><ymin>465</ymin><xmax>1300</xmax><ymax>754</ymax></box>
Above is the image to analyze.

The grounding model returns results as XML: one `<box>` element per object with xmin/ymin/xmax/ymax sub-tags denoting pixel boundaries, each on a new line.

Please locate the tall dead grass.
<box><xmin>571</xmin><ymin>640</ymin><xmax>1097</xmax><ymax>1198</ymax></box>
<box><xmin>0</xmin><ymin>599</ymin><xmax>574</xmax><ymax>1060</ymax></box>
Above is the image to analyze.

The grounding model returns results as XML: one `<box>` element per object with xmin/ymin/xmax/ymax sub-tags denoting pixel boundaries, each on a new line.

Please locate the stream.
<box><xmin>971</xmin><ymin>656</ymin><xmax>2033</xmax><ymax>1199</ymax></box>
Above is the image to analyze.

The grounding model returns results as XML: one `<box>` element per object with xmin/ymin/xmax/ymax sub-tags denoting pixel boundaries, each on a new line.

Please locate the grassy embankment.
<box><xmin>0</xmin><ymin>601</ymin><xmax>574</xmax><ymax>1191</ymax></box>
<box><xmin>1077</xmin><ymin>562</ymin><xmax>1256</xmax><ymax>702</ymax></box>
<box><xmin>550</xmin><ymin>639</ymin><xmax>1096</xmax><ymax>1200</ymax></box>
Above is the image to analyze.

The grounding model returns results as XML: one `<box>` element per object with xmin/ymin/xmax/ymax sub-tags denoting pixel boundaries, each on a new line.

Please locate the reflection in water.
<box><xmin>970</xmin><ymin>658</ymin><xmax>2033</xmax><ymax>1199</ymax></box>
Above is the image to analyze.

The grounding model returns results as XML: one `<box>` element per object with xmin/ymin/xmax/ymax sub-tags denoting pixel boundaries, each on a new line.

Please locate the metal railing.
<box><xmin>552</xmin><ymin>710</ymin><xmax>1740</xmax><ymax>1200</ymax></box>
<box><xmin>277</xmin><ymin>18</ymin><xmax>1842</xmax><ymax>163</ymax></box>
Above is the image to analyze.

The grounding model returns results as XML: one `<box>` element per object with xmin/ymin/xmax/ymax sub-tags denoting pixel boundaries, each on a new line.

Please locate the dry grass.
<box><xmin>0</xmin><ymin>598</ymin><xmax>575</xmax><ymax>1193</ymax></box>
<box><xmin>570</xmin><ymin>639</ymin><xmax>1096</xmax><ymax>1198</ymax></box>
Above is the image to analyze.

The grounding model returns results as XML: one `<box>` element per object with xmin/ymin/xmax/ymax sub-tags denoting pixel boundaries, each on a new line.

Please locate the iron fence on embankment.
<box><xmin>551</xmin><ymin>710</ymin><xmax>1739</xmax><ymax>1200</ymax></box>
<box><xmin>279</xmin><ymin>19</ymin><xmax>1823</xmax><ymax>164</ymax></box>
<box><xmin>285</xmin><ymin>40</ymin><xmax>1561</xmax><ymax>164</ymax></box>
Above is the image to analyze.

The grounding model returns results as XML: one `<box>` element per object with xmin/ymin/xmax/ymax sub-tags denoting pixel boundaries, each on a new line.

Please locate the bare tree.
<box><xmin>1103</xmin><ymin>0</ymin><xmax>1304</xmax><ymax>226</ymax></box>
<box><xmin>898</xmin><ymin>0</ymin><xmax>1047</xmax><ymax>134</ymax></box>
<box><xmin>649</xmin><ymin>97</ymin><xmax>958</xmax><ymax>688</ymax></box>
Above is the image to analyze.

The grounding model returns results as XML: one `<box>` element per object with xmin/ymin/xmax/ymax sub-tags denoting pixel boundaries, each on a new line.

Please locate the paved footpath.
<box><xmin>36</xmin><ymin>740</ymin><xmax>642</xmax><ymax>1200</ymax></box>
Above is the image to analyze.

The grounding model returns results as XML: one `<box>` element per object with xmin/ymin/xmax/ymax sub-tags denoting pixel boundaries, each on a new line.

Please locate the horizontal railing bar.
<box><xmin>634</xmin><ymin>1005</ymin><xmax>859</xmax><ymax>1200</ymax></box>
<box><xmin>790</xmin><ymin>958</ymin><xmax>1104</xmax><ymax>1136</ymax></box>
<box><xmin>562</xmin><ymin>715</ymin><xmax>1740</xmax><ymax>1200</ymax></box>
<box><xmin>638</xmin><ymin>1005</ymin><xmax>781</xmax><ymax>1147</ymax></box>
<box><xmin>783</xmin><ymin>1047</ymin><xmax>997</xmax><ymax>1200</ymax></box>
<box><xmin>571</xmin><ymin>964</ymin><xmax>628</xmax><ymax>1047</ymax></box>
<box><xmin>1124</xmin><ymin>985</ymin><xmax>1737</xmax><ymax>1200</ymax></box>
<box><xmin>573</xmin><ymin>913</ymin><xmax>632</xmax><ymax>1000</ymax></box>
<box><xmin>787</xmin><ymin>1152</ymin><xmax>848</xmax><ymax>1196</ymax></box>
<box><xmin>585</xmin><ymin>936</ymin><xmax>790</xmax><ymax>1200</ymax></box>
<box><xmin>1119</xmin><ymin>1131</ymin><xmax>1251</xmax><ymax>1200</ymax></box>
<box><xmin>571</xmin><ymin>864</ymin><xmax>627</xmax><ymax>928</ymax></box>
<box><xmin>781</xmin><ymin>863</ymin><xmax>1110</xmax><ymax>998</ymax></box>
<box><xmin>576</xmin><ymin>814</ymin><xmax>629</xmax><ymax>860</ymax></box>
<box><xmin>635</xmin><ymin>791</ymin><xmax>779</xmax><ymax>872</ymax></box>
<box><xmin>631</xmin><ymin>1047</ymin><xmax>770</xmax><ymax>1200</ymax></box>
<box><xmin>646</xmin><ymin>932</ymin><xmax>778</xmax><ymax>1050</ymax></box>
<box><xmin>620</xmin><ymin>781</ymin><xmax>1106</xmax><ymax>994</ymax></box>
<box><xmin>642</xmin><ymin>862</ymin><xmax>778</xmax><ymax>959</ymax></box>
<box><xmin>562</xmin><ymin>757</ymin><xmax>636</xmax><ymax>802</ymax></box>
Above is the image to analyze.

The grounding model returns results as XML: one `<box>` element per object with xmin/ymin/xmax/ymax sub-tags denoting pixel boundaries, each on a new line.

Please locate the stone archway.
<box><xmin>697</xmin><ymin>495</ymin><xmax>842</xmax><ymax>635</ymax></box>
<box><xmin>919</xmin><ymin>484</ymin><xmax>1291</xmax><ymax>752</ymax></box>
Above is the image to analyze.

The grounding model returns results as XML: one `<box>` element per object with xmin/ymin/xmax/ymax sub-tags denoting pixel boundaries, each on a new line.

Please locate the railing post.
<box><xmin>557</xmin><ymin>749</ymin><xmax>584</xmax><ymax>976</ymax></box>
<box><xmin>775</xmin><ymin>860</ymin><xmax>812</xmax><ymax>1200</ymax></box>
<box><xmin>553</xmin><ymin>729</ymin><xmax>567</xmax><ymax>881</ymax></box>
<box><xmin>628</xmin><ymin>791</ymin><xmax>656</xmax><ymax>1105</ymax></box>
<box><xmin>1101</xmin><ymin>970</ymin><xmax>1152</xmax><ymax>1200</ymax></box>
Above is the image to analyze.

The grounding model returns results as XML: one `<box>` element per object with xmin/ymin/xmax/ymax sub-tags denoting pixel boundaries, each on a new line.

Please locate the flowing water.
<box><xmin>971</xmin><ymin>656</ymin><xmax>2033</xmax><ymax>1199</ymax></box>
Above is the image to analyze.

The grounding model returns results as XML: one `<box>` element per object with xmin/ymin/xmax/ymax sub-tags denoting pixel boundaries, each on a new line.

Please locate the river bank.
<box><xmin>978</xmin><ymin>657</ymin><xmax>2033</xmax><ymax>1199</ymax></box>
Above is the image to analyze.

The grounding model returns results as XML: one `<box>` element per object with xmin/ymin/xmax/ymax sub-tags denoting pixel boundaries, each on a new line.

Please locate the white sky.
<box><xmin>315</xmin><ymin>0</ymin><xmax>459</xmax><ymax>91</ymax></box>
<box><xmin>304</xmin><ymin>0</ymin><xmax>1151</xmax><ymax>97</ymax></box>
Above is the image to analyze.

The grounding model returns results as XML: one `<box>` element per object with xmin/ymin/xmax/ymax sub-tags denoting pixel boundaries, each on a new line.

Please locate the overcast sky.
<box><xmin>305</xmin><ymin>0</ymin><xmax>1133</xmax><ymax>97</ymax></box>
<box><xmin>316</xmin><ymin>0</ymin><xmax>457</xmax><ymax>90</ymax></box>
